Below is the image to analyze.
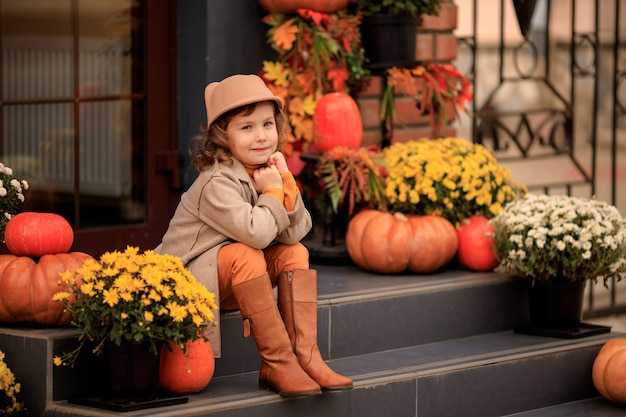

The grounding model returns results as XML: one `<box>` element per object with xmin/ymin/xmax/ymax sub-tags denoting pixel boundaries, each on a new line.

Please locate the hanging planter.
<box><xmin>360</xmin><ymin>14</ymin><xmax>419</xmax><ymax>68</ymax></box>
<box><xmin>355</xmin><ymin>0</ymin><xmax>442</xmax><ymax>68</ymax></box>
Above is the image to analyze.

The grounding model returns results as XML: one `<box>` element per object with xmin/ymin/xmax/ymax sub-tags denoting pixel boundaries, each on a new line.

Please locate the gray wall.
<box><xmin>177</xmin><ymin>0</ymin><xmax>275</xmax><ymax>187</ymax></box>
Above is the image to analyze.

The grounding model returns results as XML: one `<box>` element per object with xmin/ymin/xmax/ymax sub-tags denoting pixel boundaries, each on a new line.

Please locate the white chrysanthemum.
<box><xmin>491</xmin><ymin>193</ymin><xmax>626</xmax><ymax>283</ymax></box>
<box><xmin>9</xmin><ymin>179</ymin><xmax>21</xmax><ymax>193</ymax></box>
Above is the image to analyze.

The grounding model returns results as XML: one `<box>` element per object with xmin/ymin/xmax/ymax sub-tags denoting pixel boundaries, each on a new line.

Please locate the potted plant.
<box><xmin>491</xmin><ymin>194</ymin><xmax>626</xmax><ymax>335</ymax></box>
<box><xmin>380</xmin><ymin>137</ymin><xmax>525</xmax><ymax>225</ymax></box>
<box><xmin>0</xmin><ymin>350</ymin><xmax>24</xmax><ymax>415</ymax></box>
<box><xmin>0</xmin><ymin>162</ymin><xmax>28</xmax><ymax>242</ymax></box>
<box><xmin>53</xmin><ymin>246</ymin><xmax>219</xmax><ymax>395</ymax></box>
<box><xmin>356</xmin><ymin>0</ymin><xmax>442</xmax><ymax>67</ymax></box>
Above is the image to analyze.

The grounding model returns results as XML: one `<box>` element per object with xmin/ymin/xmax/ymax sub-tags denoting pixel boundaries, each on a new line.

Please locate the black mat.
<box><xmin>515</xmin><ymin>322</ymin><xmax>611</xmax><ymax>339</ymax></box>
<box><xmin>68</xmin><ymin>394</ymin><xmax>188</xmax><ymax>412</ymax></box>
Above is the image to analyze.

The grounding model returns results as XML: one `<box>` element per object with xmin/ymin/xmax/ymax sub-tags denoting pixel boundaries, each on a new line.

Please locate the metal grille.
<box><xmin>455</xmin><ymin>0</ymin><xmax>626</xmax><ymax>317</ymax></box>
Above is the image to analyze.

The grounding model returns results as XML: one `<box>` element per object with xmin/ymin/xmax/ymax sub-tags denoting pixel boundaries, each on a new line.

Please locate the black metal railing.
<box><xmin>456</xmin><ymin>0</ymin><xmax>625</xmax><ymax>317</ymax></box>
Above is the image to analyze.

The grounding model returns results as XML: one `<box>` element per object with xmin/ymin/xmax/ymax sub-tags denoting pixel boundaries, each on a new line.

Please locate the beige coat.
<box><xmin>154</xmin><ymin>158</ymin><xmax>312</xmax><ymax>356</ymax></box>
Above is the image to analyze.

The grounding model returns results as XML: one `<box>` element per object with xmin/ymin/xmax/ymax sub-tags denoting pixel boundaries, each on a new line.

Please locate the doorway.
<box><xmin>0</xmin><ymin>0</ymin><xmax>179</xmax><ymax>256</ymax></box>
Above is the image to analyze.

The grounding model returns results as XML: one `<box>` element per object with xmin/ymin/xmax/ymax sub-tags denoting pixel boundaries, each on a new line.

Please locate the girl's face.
<box><xmin>226</xmin><ymin>102</ymin><xmax>278</xmax><ymax>166</ymax></box>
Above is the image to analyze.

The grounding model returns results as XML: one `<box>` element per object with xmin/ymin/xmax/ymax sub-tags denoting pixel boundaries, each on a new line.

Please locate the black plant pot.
<box><xmin>527</xmin><ymin>280</ymin><xmax>586</xmax><ymax>329</ymax></box>
<box><xmin>515</xmin><ymin>280</ymin><xmax>611</xmax><ymax>339</ymax></box>
<box><xmin>360</xmin><ymin>13</ymin><xmax>420</xmax><ymax>69</ymax></box>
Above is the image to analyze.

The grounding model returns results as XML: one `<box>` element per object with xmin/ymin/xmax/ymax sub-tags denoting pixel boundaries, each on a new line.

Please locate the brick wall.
<box><xmin>358</xmin><ymin>0</ymin><xmax>459</xmax><ymax>147</ymax></box>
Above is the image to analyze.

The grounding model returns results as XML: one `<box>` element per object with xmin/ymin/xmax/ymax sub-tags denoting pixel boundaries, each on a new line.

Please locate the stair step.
<box><xmin>504</xmin><ymin>397</ymin><xmax>626</xmax><ymax>417</ymax></box>
<box><xmin>0</xmin><ymin>265</ymin><xmax>616</xmax><ymax>416</ymax></box>
<box><xmin>44</xmin><ymin>331</ymin><xmax>618</xmax><ymax>417</ymax></box>
<box><xmin>216</xmin><ymin>265</ymin><xmax>528</xmax><ymax>376</ymax></box>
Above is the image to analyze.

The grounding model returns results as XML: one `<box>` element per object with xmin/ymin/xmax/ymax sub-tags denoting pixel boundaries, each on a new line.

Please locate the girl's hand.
<box><xmin>252</xmin><ymin>165</ymin><xmax>283</xmax><ymax>193</ymax></box>
<box><xmin>268</xmin><ymin>152</ymin><xmax>289</xmax><ymax>174</ymax></box>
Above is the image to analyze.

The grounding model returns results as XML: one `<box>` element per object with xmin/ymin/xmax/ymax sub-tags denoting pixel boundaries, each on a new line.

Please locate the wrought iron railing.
<box><xmin>455</xmin><ymin>0</ymin><xmax>625</xmax><ymax>317</ymax></box>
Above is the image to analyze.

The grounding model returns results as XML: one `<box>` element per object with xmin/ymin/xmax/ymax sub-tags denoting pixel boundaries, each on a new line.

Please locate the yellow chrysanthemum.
<box><xmin>382</xmin><ymin>137</ymin><xmax>526</xmax><ymax>224</ymax></box>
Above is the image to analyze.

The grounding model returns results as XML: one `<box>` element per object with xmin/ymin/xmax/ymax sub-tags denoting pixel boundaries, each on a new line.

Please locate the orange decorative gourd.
<box><xmin>258</xmin><ymin>0</ymin><xmax>349</xmax><ymax>14</ymax></box>
<box><xmin>346</xmin><ymin>210</ymin><xmax>458</xmax><ymax>274</ymax></box>
<box><xmin>159</xmin><ymin>338</ymin><xmax>215</xmax><ymax>394</ymax></box>
<box><xmin>4</xmin><ymin>212</ymin><xmax>74</xmax><ymax>257</ymax></box>
<box><xmin>0</xmin><ymin>252</ymin><xmax>94</xmax><ymax>325</ymax></box>
<box><xmin>456</xmin><ymin>215</ymin><xmax>500</xmax><ymax>272</ymax></box>
<box><xmin>592</xmin><ymin>338</ymin><xmax>626</xmax><ymax>403</ymax></box>
<box><xmin>313</xmin><ymin>92</ymin><xmax>363</xmax><ymax>153</ymax></box>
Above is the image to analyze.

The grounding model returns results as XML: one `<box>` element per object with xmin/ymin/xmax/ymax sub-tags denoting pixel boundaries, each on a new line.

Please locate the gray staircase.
<box><xmin>1</xmin><ymin>264</ymin><xmax>625</xmax><ymax>416</ymax></box>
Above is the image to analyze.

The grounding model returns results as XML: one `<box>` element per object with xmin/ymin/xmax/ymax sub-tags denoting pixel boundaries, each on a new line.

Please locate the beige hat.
<box><xmin>204</xmin><ymin>74</ymin><xmax>284</xmax><ymax>127</ymax></box>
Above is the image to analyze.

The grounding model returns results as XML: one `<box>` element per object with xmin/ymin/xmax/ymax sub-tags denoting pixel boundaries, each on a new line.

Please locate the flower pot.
<box><xmin>67</xmin><ymin>341</ymin><xmax>190</xmax><ymax>411</ymax></box>
<box><xmin>516</xmin><ymin>280</ymin><xmax>611</xmax><ymax>338</ymax></box>
<box><xmin>360</xmin><ymin>14</ymin><xmax>419</xmax><ymax>68</ymax></box>
<box><xmin>106</xmin><ymin>342</ymin><xmax>161</xmax><ymax>396</ymax></box>
<box><xmin>527</xmin><ymin>280</ymin><xmax>586</xmax><ymax>329</ymax></box>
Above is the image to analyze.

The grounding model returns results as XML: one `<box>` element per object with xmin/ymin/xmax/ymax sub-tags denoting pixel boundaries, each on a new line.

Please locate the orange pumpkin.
<box><xmin>0</xmin><ymin>252</ymin><xmax>94</xmax><ymax>325</ymax></box>
<box><xmin>4</xmin><ymin>212</ymin><xmax>74</xmax><ymax>257</ymax></box>
<box><xmin>159</xmin><ymin>338</ymin><xmax>215</xmax><ymax>394</ymax></box>
<box><xmin>592</xmin><ymin>338</ymin><xmax>626</xmax><ymax>403</ymax></box>
<box><xmin>345</xmin><ymin>210</ymin><xmax>458</xmax><ymax>274</ymax></box>
<box><xmin>258</xmin><ymin>0</ymin><xmax>349</xmax><ymax>13</ymax></box>
<box><xmin>313</xmin><ymin>92</ymin><xmax>363</xmax><ymax>153</ymax></box>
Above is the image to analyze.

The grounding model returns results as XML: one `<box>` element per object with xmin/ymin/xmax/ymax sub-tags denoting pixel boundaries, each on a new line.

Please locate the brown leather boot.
<box><xmin>231</xmin><ymin>274</ymin><xmax>321</xmax><ymax>397</ymax></box>
<box><xmin>278</xmin><ymin>269</ymin><xmax>353</xmax><ymax>391</ymax></box>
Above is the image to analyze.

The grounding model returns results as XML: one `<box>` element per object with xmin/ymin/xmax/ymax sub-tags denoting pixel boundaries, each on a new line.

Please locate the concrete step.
<box><xmin>504</xmin><ymin>397</ymin><xmax>626</xmax><ymax>417</ymax></box>
<box><xmin>215</xmin><ymin>265</ymin><xmax>529</xmax><ymax>377</ymax></box>
<box><xmin>44</xmin><ymin>331</ymin><xmax>618</xmax><ymax>416</ymax></box>
<box><xmin>0</xmin><ymin>265</ymin><xmax>617</xmax><ymax>416</ymax></box>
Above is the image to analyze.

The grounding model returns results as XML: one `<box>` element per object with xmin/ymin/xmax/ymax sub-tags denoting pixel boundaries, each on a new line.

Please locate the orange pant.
<box><xmin>218</xmin><ymin>242</ymin><xmax>309</xmax><ymax>310</ymax></box>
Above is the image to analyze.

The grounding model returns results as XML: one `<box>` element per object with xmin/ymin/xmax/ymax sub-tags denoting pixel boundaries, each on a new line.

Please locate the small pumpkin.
<box><xmin>456</xmin><ymin>215</ymin><xmax>500</xmax><ymax>272</ymax></box>
<box><xmin>313</xmin><ymin>92</ymin><xmax>363</xmax><ymax>153</ymax></box>
<box><xmin>592</xmin><ymin>338</ymin><xmax>626</xmax><ymax>403</ymax></box>
<box><xmin>258</xmin><ymin>0</ymin><xmax>349</xmax><ymax>14</ymax></box>
<box><xmin>346</xmin><ymin>210</ymin><xmax>458</xmax><ymax>274</ymax></box>
<box><xmin>159</xmin><ymin>338</ymin><xmax>215</xmax><ymax>394</ymax></box>
<box><xmin>0</xmin><ymin>252</ymin><xmax>94</xmax><ymax>325</ymax></box>
<box><xmin>4</xmin><ymin>212</ymin><xmax>74</xmax><ymax>257</ymax></box>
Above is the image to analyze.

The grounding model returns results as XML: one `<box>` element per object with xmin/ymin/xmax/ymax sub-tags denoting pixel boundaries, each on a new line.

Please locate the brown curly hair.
<box><xmin>189</xmin><ymin>101</ymin><xmax>290</xmax><ymax>171</ymax></box>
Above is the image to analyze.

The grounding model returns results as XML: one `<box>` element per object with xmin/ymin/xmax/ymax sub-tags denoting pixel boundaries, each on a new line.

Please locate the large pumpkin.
<box><xmin>258</xmin><ymin>0</ymin><xmax>349</xmax><ymax>14</ymax></box>
<box><xmin>592</xmin><ymin>338</ymin><xmax>626</xmax><ymax>403</ymax></box>
<box><xmin>159</xmin><ymin>338</ymin><xmax>215</xmax><ymax>394</ymax></box>
<box><xmin>313</xmin><ymin>92</ymin><xmax>363</xmax><ymax>153</ymax></box>
<box><xmin>456</xmin><ymin>215</ymin><xmax>500</xmax><ymax>272</ymax></box>
<box><xmin>4</xmin><ymin>212</ymin><xmax>74</xmax><ymax>257</ymax></box>
<box><xmin>0</xmin><ymin>252</ymin><xmax>93</xmax><ymax>325</ymax></box>
<box><xmin>346</xmin><ymin>210</ymin><xmax>458</xmax><ymax>274</ymax></box>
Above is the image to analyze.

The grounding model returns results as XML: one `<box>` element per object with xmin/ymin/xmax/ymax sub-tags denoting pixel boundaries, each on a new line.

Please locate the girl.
<box><xmin>155</xmin><ymin>74</ymin><xmax>352</xmax><ymax>397</ymax></box>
